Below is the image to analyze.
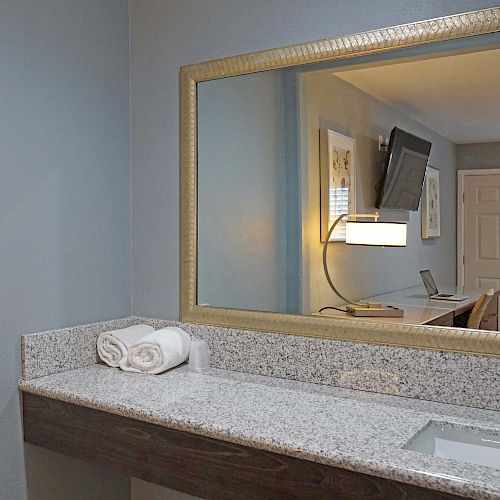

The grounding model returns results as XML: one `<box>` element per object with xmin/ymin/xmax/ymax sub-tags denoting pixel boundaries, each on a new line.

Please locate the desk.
<box><xmin>319</xmin><ymin>285</ymin><xmax>499</xmax><ymax>330</ymax></box>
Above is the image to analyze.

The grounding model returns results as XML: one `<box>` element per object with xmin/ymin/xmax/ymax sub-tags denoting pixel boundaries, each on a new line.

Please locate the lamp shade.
<box><xmin>345</xmin><ymin>221</ymin><xmax>407</xmax><ymax>247</ymax></box>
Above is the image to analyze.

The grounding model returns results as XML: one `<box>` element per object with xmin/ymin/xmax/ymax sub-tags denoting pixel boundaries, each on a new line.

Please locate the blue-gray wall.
<box><xmin>0</xmin><ymin>1</ymin><xmax>131</xmax><ymax>498</ymax></box>
<box><xmin>457</xmin><ymin>142</ymin><xmax>500</xmax><ymax>170</ymax></box>
<box><xmin>1</xmin><ymin>1</ymin><xmax>498</xmax><ymax>499</ymax></box>
<box><xmin>130</xmin><ymin>0</ymin><xmax>500</xmax><ymax>320</ymax></box>
<box><xmin>129</xmin><ymin>6</ymin><xmax>500</xmax><ymax>494</ymax></box>
<box><xmin>197</xmin><ymin>73</ymin><xmax>287</xmax><ymax>312</ymax></box>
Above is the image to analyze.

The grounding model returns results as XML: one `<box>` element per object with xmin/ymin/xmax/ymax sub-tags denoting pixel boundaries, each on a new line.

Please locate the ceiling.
<box><xmin>334</xmin><ymin>49</ymin><xmax>500</xmax><ymax>144</ymax></box>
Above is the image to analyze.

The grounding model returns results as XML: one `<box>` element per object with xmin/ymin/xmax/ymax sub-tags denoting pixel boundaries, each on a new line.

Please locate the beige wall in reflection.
<box><xmin>300</xmin><ymin>72</ymin><xmax>457</xmax><ymax>313</ymax></box>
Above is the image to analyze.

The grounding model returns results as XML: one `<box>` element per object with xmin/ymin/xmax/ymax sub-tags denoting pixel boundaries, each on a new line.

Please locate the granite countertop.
<box><xmin>19</xmin><ymin>364</ymin><xmax>500</xmax><ymax>499</ymax></box>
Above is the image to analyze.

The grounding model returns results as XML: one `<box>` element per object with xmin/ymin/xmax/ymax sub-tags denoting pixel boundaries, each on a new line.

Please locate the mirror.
<box><xmin>181</xmin><ymin>8</ymin><xmax>500</xmax><ymax>355</ymax></box>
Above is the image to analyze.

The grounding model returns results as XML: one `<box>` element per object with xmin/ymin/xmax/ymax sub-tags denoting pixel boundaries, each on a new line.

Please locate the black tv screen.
<box><xmin>376</xmin><ymin>127</ymin><xmax>432</xmax><ymax>211</ymax></box>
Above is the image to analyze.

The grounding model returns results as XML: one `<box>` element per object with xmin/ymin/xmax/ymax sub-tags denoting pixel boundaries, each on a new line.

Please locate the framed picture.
<box><xmin>320</xmin><ymin>129</ymin><xmax>356</xmax><ymax>242</ymax></box>
<box><xmin>421</xmin><ymin>165</ymin><xmax>440</xmax><ymax>239</ymax></box>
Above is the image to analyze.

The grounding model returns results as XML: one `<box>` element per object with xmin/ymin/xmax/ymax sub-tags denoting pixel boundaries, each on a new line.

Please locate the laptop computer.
<box><xmin>420</xmin><ymin>270</ymin><xmax>468</xmax><ymax>302</ymax></box>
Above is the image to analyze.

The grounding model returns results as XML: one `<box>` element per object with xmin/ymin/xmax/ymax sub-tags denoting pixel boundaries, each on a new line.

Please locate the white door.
<box><xmin>463</xmin><ymin>172</ymin><xmax>500</xmax><ymax>289</ymax></box>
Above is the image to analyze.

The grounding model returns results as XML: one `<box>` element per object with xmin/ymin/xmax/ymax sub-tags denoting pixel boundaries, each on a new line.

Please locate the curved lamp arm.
<box><xmin>322</xmin><ymin>213</ymin><xmax>379</xmax><ymax>307</ymax></box>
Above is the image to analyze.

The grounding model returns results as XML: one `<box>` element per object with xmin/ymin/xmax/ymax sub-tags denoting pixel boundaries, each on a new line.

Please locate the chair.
<box><xmin>467</xmin><ymin>289</ymin><xmax>495</xmax><ymax>329</ymax></box>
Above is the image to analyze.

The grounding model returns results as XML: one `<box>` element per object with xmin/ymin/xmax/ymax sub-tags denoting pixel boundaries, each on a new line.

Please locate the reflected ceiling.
<box><xmin>335</xmin><ymin>48</ymin><xmax>500</xmax><ymax>143</ymax></box>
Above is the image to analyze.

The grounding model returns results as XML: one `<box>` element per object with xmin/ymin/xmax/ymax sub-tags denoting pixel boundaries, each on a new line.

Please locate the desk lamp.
<box><xmin>323</xmin><ymin>213</ymin><xmax>407</xmax><ymax>317</ymax></box>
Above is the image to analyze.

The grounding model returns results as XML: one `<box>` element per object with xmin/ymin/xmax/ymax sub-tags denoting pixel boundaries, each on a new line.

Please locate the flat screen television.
<box><xmin>376</xmin><ymin>127</ymin><xmax>432</xmax><ymax>211</ymax></box>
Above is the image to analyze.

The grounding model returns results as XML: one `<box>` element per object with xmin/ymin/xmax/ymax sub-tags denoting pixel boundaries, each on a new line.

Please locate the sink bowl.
<box><xmin>404</xmin><ymin>421</ymin><xmax>500</xmax><ymax>469</ymax></box>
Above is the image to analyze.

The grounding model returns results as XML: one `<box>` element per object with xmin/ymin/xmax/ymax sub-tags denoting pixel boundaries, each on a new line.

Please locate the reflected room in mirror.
<box><xmin>196</xmin><ymin>36</ymin><xmax>500</xmax><ymax>333</ymax></box>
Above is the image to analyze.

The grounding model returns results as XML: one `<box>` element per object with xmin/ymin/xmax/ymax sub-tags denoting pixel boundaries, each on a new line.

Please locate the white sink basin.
<box><xmin>405</xmin><ymin>421</ymin><xmax>500</xmax><ymax>469</ymax></box>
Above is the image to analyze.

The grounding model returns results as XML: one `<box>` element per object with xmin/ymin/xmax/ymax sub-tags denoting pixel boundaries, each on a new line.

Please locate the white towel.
<box><xmin>97</xmin><ymin>324</ymin><xmax>154</xmax><ymax>367</ymax></box>
<box><xmin>120</xmin><ymin>327</ymin><xmax>191</xmax><ymax>375</ymax></box>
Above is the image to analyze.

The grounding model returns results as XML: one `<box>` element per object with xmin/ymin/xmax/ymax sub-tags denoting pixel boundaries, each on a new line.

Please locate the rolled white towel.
<box><xmin>97</xmin><ymin>324</ymin><xmax>154</xmax><ymax>367</ymax></box>
<box><xmin>120</xmin><ymin>327</ymin><xmax>191</xmax><ymax>375</ymax></box>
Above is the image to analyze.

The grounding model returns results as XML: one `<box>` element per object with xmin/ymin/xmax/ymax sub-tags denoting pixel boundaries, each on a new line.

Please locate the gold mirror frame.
<box><xmin>180</xmin><ymin>7</ymin><xmax>500</xmax><ymax>356</ymax></box>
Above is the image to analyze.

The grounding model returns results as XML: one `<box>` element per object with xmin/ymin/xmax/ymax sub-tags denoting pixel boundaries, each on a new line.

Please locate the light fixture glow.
<box><xmin>346</xmin><ymin>221</ymin><xmax>407</xmax><ymax>247</ymax></box>
<box><xmin>321</xmin><ymin>213</ymin><xmax>407</xmax><ymax>316</ymax></box>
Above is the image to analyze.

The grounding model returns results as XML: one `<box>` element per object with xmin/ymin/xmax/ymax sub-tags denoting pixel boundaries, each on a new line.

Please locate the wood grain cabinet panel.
<box><xmin>22</xmin><ymin>393</ymin><xmax>462</xmax><ymax>500</ymax></box>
